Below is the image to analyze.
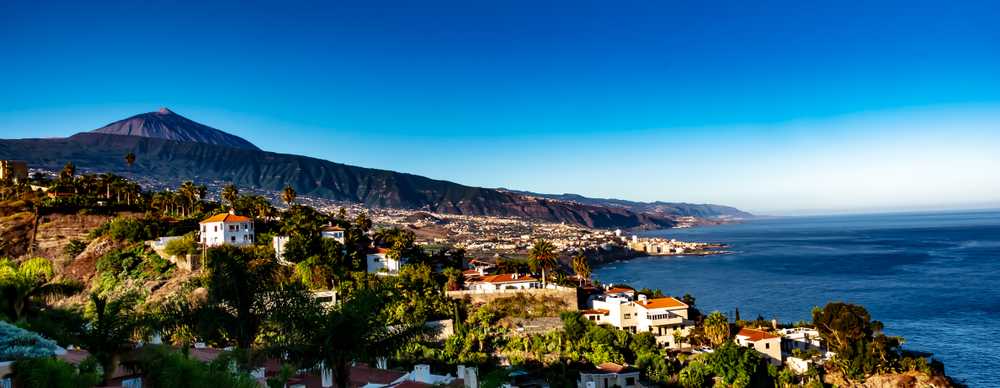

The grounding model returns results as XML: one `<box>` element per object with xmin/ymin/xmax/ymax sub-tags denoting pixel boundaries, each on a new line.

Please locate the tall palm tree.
<box><xmin>283</xmin><ymin>288</ymin><xmax>429</xmax><ymax>388</ymax></box>
<box><xmin>0</xmin><ymin>258</ymin><xmax>84</xmax><ymax>320</ymax></box>
<box><xmin>282</xmin><ymin>186</ymin><xmax>297</xmax><ymax>207</ymax></box>
<box><xmin>78</xmin><ymin>292</ymin><xmax>156</xmax><ymax>386</ymax></box>
<box><xmin>527</xmin><ymin>239</ymin><xmax>558</xmax><ymax>288</ymax></box>
<box><xmin>222</xmin><ymin>183</ymin><xmax>239</xmax><ymax>205</ymax></box>
<box><xmin>124</xmin><ymin>152</ymin><xmax>136</xmax><ymax>182</ymax></box>
<box><xmin>572</xmin><ymin>253</ymin><xmax>592</xmax><ymax>287</ymax></box>
<box><xmin>62</xmin><ymin>163</ymin><xmax>76</xmax><ymax>181</ymax></box>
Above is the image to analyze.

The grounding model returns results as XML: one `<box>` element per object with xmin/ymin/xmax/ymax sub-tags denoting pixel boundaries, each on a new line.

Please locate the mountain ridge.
<box><xmin>0</xmin><ymin>133</ymin><xmax>683</xmax><ymax>230</ymax></box>
<box><xmin>89</xmin><ymin>108</ymin><xmax>260</xmax><ymax>150</ymax></box>
<box><xmin>507</xmin><ymin>190</ymin><xmax>756</xmax><ymax>219</ymax></box>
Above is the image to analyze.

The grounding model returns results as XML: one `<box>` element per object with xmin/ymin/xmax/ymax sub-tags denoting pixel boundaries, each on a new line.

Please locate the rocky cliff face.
<box><xmin>823</xmin><ymin>371</ymin><xmax>954</xmax><ymax>388</ymax></box>
<box><xmin>90</xmin><ymin>108</ymin><xmax>260</xmax><ymax>150</ymax></box>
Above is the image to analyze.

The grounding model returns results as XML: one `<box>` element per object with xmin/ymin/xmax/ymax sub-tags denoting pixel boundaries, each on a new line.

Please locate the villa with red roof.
<box><xmin>735</xmin><ymin>328</ymin><xmax>783</xmax><ymax>365</ymax></box>
<box><xmin>200</xmin><ymin>210</ymin><xmax>255</xmax><ymax>247</ymax></box>
<box><xmin>587</xmin><ymin>286</ymin><xmax>695</xmax><ymax>348</ymax></box>
<box><xmin>464</xmin><ymin>273</ymin><xmax>538</xmax><ymax>290</ymax></box>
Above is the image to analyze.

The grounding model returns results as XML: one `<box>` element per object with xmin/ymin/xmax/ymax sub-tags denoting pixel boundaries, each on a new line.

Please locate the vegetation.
<box><xmin>0</xmin><ymin>321</ymin><xmax>57</xmax><ymax>362</ymax></box>
<box><xmin>527</xmin><ymin>240</ymin><xmax>558</xmax><ymax>288</ymax></box>
<box><xmin>0</xmin><ymin>258</ymin><xmax>84</xmax><ymax>320</ymax></box>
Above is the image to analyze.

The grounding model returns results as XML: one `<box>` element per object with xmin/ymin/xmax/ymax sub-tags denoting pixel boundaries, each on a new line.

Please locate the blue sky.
<box><xmin>1</xmin><ymin>0</ymin><xmax>998</xmax><ymax>215</ymax></box>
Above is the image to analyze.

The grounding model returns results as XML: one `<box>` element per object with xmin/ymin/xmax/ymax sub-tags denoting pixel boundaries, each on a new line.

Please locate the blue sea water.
<box><xmin>592</xmin><ymin>210</ymin><xmax>1000</xmax><ymax>387</ymax></box>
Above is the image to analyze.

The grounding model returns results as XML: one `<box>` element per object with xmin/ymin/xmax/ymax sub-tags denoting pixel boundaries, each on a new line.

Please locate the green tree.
<box><xmin>572</xmin><ymin>253</ymin><xmax>592</xmax><ymax>286</ymax></box>
<box><xmin>78</xmin><ymin>292</ymin><xmax>156</xmax><ymax>386</ymax></box>
<box><xmin>812</xmin><ymin>302</ymin><xmax>904</xmax><ymax>378</ymax></box>
<box><xmin>283</xmin><ymin>288</ymin><xmax>429</xmax><ymax>388</ymax></box>
<box><xmin>282</xmin><ymin>186</ymin><xmax>297</xmax><ymax>206</ymax></box>
<box><xmin>679</xmin><ymin>360</ymin><xmax>710</xmax><ymax>388</ymax></box>
<box><xmin>13</xmin><ymin>356</ymin><xmax>102</xmax><ymax>388</ymax></box>
<box><xmin>222</xmin><ymin>183</ymin><xmax>239</xmax><ymax>204</ymax></box>
<box><xmin>703</xmin><ymin>311</ymin><xmax>731</xmax><ymax>346</ymax></box>
<box><xmin>0</xmin><ymin>258</ymin><xmax>84</xmax><ymax>320</ymax></box>
<box><xmin>705</xmin><ymin>341</ymin><xmax>773</xmax><ymax>388</ymax></box>
<box><xmin>586</xmin><ymin>343</ymin><xmax>625</xmax><ymax>365</ymax></box>
<box><xmin>119</xmin><ymin>344</ymin><xmax>263</xmax><ymax>388</ymax></box>
<box><xmin>636</xmin><ymin>353</ymin><xmax>675</xmax><ymax>384</ymax></box>
<box><xmin>527</xmin><ymin>240</ymin><xmax>558</xmax><ymax>288</ymax></box>
<box><xmin>560</xmin><ymin>310</ymin><xmax>591</xmax><ymax>341</ymax></box>
<box><xmin>124</xmin><ymin>152</ymin><xmax>135</xmax><ymax>182</ymax></box>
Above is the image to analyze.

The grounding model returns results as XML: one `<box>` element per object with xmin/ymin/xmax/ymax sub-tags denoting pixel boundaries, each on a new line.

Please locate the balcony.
<box><xmin>645</xmin><ymin>313</ymin><xmax>683</xmax><ymax>326</ymax></box>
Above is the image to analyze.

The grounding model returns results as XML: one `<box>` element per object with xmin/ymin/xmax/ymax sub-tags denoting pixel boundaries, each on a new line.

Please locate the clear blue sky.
<box><xmin>1</xmin><ymin>0</ymin><xmax>998</xmax><ymax>215</ymax></box>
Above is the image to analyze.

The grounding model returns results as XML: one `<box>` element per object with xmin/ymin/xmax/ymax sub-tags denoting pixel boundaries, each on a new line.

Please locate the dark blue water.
<box><xmin>593</xmin><ymin>210</ymin><xmax>1000</xmax><ymax>387</ymax></box>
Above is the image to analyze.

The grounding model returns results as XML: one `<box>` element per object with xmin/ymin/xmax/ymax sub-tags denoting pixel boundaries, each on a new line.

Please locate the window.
<box><xmin>373</xmin><ymin>257</ymin><xmax>381</xmax><ymax>262</ymax></box>
<box><xmin>231</xmin><ymin>236</ymin><xmax>236</xmax><ymax>242</ymax></box>
<box><xmin>624</xmin><ymin>314</ymin><xmax>631</xmax><ymax>319</ymax></box>
<box><xmin>766</xmin><ymin>343</ymin><xmax>770</xmax><ymax>349</ymax></box>
<box><xmin>230</xmin><ymin>225</ymin><xmax>236</xmax><ymax>232</ymax></box>
<box><xmin>625</xmin><ymin>377</ymin><xmax>635</xmax><ymax>386</ymax></box>
<box><xmin>214</xmin><ymin>226</ymin><xmax>218</xmax><ymax>232</ymax></box>
<box><xmin>202</xmin><ymin>226</ymin><xmax>206</xmax><ymax>232</ymax></box>
<box><xmin>1</xmin><ymin>378</ymin><xmax>12</xmax><ymax>388</ymax></box>
<box><xmin>749</xmin><ymin>343</ymin><xmax>755</xmax><ymax>349</ymax></box>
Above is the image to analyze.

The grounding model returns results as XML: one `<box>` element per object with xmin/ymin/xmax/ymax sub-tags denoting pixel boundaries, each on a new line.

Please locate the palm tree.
<box><xmin>0</xmin><ymin>258</ymin><xmax>84</xmax><ymax>320</ymax></box>
<box><xmin>527</xmin><ymin>239</ymin><xmax>558</xmax><ymax>289</ymax></box>
<box><xmin>284</xmin><ymin>288</ymin><xmax>429</xmax><ymax>388</ymax></box>
<box><xmin>124</xmin><ymin>152</ymin><xmax>136</xmax><ymax>182</ymax></box>
<box><xmin>62</xmin><ymin>163</ymin><xmax>76</xmax><ymax>181</ymax></box>
<box><xmin>703</xmin><ymin>311</ymin><xmax>731</xmax><ymax>346</ymax></box>
<box><xmin>119</xmin><ymin>344</ymin><xmax>262</xmax><ymax>388</ymax></box>
<box><xmin>282</xmin><ymin>186</ymin><xmax>297</xmax><ymax>207</ymax></box>
<box><xmin>222</xmin><ymin>183</ymin><xmax>239</xmax><ymax>205</ymax></box>
<box><xmin>78</xmin><ymin>292</ymin><xmax>156</xmax><ymax>386</ymax></box>
<box><xmin>572</xmin><ymin>253</ymin><xmax>592</xmax><ymax>287</ymax></box>
<box><xmin>164</xmin><ymin>245</ymin><xmax>317</xmax><ymax>359</ymax></box>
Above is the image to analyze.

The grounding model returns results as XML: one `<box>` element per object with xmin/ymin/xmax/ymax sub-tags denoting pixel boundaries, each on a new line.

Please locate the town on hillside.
<box><xmin>0</xmin><ymin>159</ymin><xmax>958</xmax><ymax>388</ymax></box>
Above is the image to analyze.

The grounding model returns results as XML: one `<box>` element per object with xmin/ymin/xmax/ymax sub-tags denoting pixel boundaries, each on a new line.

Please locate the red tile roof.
<box><xmin>200</xmin><ymin>213</ymin><xmax>254</xmax><ymax>223</ymax></box>
<box><xmin>603</xmin><ymin>287</ymin><xmax>634</xmax><ymax>294</ymax></box>
<box><xmin>635</xmin><ymin>297</ymin><xmax>687</xmax><ymax>310</ymax></box>
<box><xmin>466</xmin><ymin>273</ymin><xmax>537</xmax><ymax>284</ymax></box>
<box><xmin>581</xmin><ymin>362</ymin><xmax>641</xmax><ymax>374</ymax></box>
<box><xmin>737</xmin><ymin>328</ymin><xmax>781</xmax><ymax>342</ymax></box>
<box><xmin>322</xmin><ymin>226</ymin><xmax>345</xmax><ymax>231</ymax></box>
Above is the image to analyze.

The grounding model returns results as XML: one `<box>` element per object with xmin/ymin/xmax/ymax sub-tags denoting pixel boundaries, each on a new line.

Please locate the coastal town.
<box><xmin>0</xmin><ymin>159</ymin><xmax>956</xmax><ymax>388</ymax></box>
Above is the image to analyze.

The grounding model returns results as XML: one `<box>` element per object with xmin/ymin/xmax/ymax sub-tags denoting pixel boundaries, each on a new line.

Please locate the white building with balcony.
<box><xmin>200</xmin><ymin>211</ymin><xmax>255</xmax><ymax>247</ymax></box>
<box><xmin>578</xmin><ymin>363</ymin><xmax>640</xmax><ymax>388</ymax></box>
<box><xmin>367</xmin><ymin>247</ymin><xmax>405</xmax><ymax>276</ymax></box>
<box><xmin>587</xmin><ymin>289</ymin><xmax>695</xmax><ymax>348</ymax></box>
<box><xmin>321</xmin><ymin>226</ymin><xmax>345</xmax><ymax>244</ymax></box>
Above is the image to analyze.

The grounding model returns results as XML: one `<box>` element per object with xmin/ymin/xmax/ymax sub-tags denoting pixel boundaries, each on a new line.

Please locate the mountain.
<box><xmin>89</xmin><ymin>108</ymin><xmax>260</xmax><ymax>150</ymax></box>
<box><xmin>508</xmin><ymin>190</ymin><xmax>756</xmax><ymax>219</ymax></box>
<box><xmin>0</xmin><ymin>133</ymin><xmax>680</xmax><ymax>230</ymax></box>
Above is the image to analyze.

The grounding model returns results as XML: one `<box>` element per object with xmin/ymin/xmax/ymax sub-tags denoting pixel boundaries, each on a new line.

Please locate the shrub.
<box><xmin>14</xmin><ymin>356</ymin><xmax>102</xmax><ymax>388</ymax></box>
<box><xmin>679</xmin><ymin>361</ymin><xmax>710</xmax><ymax>388</ymax></box>
<box><xmin>62</xmin><ymin>239</ymin><xmax>87</xmax><ymax>258</ymax></box>
<box><xmin>89</xmin><ymin>218</ymin><xmax>156</xmax><ymax>243</ymax></box>
<box><xmin>164</xmin><ymin>236</ymin><xmax>200</xmax><ymax>258</ymax></box>
<box><xmin>0</xmin><ymin>322</ymin><xmax>57</xmax><ymax>362</ymax></box>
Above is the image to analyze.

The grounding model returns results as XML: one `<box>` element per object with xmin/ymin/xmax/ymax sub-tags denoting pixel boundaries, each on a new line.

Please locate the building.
<box><xmin>0</xmin><ymin>161</ymin><xmax>28</xmax><ymax>182</ymax></box>
<box><xmin>586</xmin><ymin>289</ymin><xmax>694</xmax><ymax>348</ymax></box>
<box><xmin>578</xmin><ymin>363</ymin><xmax>641</xmax><ymax>388</ymax></box>
<box><xmin>200</xmin><ymin>211</ymin><xmax>255</xmax><ymax>247</ymax></box>
<box><xmin>464</xmin><ymin>273</ymin><xmax>538</xmax><ymax>290</ymax></box>
<box><xmin>778</xmin><ymin>327</ymin><xmax>825</xmax><ymax>354</ymax></box>
<box><xmin>367</xmin><ymin>247</ymin><xmax>405</xmax><ymax>276</ymax></box>
<box><xmin>734</xmin><ymin>328</ymin><xmax>782</xmax><ymax>365</ymax></box>
<box><xmin>321</xmin><ymin>226</ymin><xmax>345</xmax><ymax>244</ymax></box>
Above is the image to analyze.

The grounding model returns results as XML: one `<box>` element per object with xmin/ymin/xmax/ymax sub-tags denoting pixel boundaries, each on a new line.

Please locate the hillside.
<box><xmin>509</xmin><ymin>190</ymin><xmax>756</xmax><ymax>219</ymax></box>
<box><xmin>90</xmin><ymin>108</ymin><xmax>260</xmax><ymax>150</ymax></box>
<box><xmin>0</xmin><ymin>133</ymin><xmax>678</xmax><ymax>230</ymax></box>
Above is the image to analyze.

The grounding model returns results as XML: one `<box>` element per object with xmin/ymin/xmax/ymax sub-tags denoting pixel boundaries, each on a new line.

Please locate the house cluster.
<box><xmin>624</xmin><ymin>236</ymin><xmax>713</xmax><ymax>255</ymax></box>
<box><xmin>727</xmin><ymin>326</ymin><xmax>831</xmax><ymax>372</ymax></box>
<box><xmin>581</xmin><ymin>287</ymin><xmax>696</xmax><ymax>349</ymax></box>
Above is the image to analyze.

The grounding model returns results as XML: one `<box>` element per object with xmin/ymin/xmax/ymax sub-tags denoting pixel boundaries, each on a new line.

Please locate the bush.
<box><xmin>0</xmin><ymin>322</ymin><xmax>57</xmax><ymax>362</ymax></box>
<box><xmin>62</xmin><ymin>239</ymin><xmax>87</xmax><ymax>258</ymax></box>
<box><xmin>164</xmin><ymin>236</ymin><xmax>200</xmax><ymax>258</ymax></box>
<box><xmin>89</xmin><ymin>218</ymin><xmax>156</xmax><ymax>243</ymax></box>
<box><xmin>14</xmin><ymin>356</ymin><xmax>102</xmax><ymax>388</ymax></box>
<box><xmin>679</xmin><ymin>361</ymin><xmax>710</xmax><ymax>388</ymax></box>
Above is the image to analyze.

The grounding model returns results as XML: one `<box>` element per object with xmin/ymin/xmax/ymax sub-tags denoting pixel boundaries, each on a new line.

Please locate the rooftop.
<box><xmin>737</xmin><ymin>328</ymin><xmax>781</xmax><ymax>342</ymax></box>
<box><xmin>200</xmin><ymin>213</ymin><xmax>254</xmax><ymax>223</ymax></box>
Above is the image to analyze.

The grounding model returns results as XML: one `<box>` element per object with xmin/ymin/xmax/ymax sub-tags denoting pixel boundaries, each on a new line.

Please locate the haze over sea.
<box><xmin>592</xmin><ymin>210</ymin><xmax>1000</xmax><ymax>387</ymax></box>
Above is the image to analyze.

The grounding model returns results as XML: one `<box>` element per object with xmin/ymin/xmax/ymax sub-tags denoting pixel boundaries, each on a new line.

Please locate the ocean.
<box><xmin>592</xmin><ymin>210</ymin><xmax>1000</xmax><ymax>387</ymax></box>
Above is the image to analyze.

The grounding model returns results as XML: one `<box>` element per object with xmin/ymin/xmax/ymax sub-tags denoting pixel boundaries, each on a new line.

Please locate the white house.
<box><xmin>578</xmin><ymin>363</ymin><xmax>640</xmax><ymax>388</ymax></box>
<box><xmin>734</xmin><ymin>328</ymin><xmax>783</xmax><ymax>366</ymax></box>
<box><xmin>587</xmin><ymin>290</ymin><xmax>694</xmax><ymax>348</ymax></box>
<box><xmin>464</xmin><ymin>273</ymin><xmax>538</xmax><ymax>290</ymax></box>
<box><xmin>200</xmin><ymin>211</ymin><xmax>255</xmax><ymax>247</ymax></box>
<box><xmin>367</xmin><ymin>248</ymin><xmax>405</xmax><ymax>276</ymax></box>
<box><xmin>321</xmin><ymin>226</ymin><xmax>345</xmax><ymax>244</ymax></box>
